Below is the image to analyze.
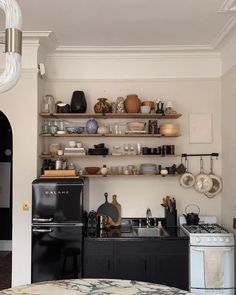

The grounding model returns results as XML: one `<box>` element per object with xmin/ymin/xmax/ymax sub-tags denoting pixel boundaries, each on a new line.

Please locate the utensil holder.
<box><xmin>165</xmin><ymin>209</ymin><xmax>177</xmax><ymax>227</ymax></box>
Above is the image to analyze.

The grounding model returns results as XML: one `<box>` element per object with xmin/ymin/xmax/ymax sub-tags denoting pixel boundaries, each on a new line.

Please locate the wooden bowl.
<box><xmin>84</xmin><ymin>167</ymin><xmax>100</xmax><ymax>175</ymax></box>
<box><xmin>142</xmin><ymin>101</ymin><xmax>155</xmax><ymax>109</ymax></box>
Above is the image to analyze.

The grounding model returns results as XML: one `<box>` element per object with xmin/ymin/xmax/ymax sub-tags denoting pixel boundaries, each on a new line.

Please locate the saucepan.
<box><xmin>179</xmin><ymin>157</ymin><xmax>195</xmax><ymax>188</ymax></box>
<box><xmin>194</xmin><ymin>157</ymin><xmax>213</xmax><ymax>193</ymax></box>
<box><xmin>204</xmin><ymin>157</ymin><xmax>222</xmax><ymax>198</ymax></box>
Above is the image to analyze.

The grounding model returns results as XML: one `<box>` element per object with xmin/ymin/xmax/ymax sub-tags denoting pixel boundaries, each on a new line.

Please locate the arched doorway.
<box><xmin>0</xmin><ymin>111</ymin><xmax>12</xmax><ymax>290</ymax></box>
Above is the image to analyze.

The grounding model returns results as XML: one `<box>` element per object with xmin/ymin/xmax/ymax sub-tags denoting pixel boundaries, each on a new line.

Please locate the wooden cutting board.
<box><xmin>107</xmin><ymin>195</ymin><xmax>122</xmax><ymax>227</ymax></box>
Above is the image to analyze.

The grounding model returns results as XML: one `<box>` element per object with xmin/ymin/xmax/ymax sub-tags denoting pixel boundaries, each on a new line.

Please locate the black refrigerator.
<box><xmin>31</xmin><ymin>178</ymin><xmax>89</xmax><ymax>283</ymax></box>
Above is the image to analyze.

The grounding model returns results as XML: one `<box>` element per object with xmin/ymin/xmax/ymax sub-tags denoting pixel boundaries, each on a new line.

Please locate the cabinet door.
<box><xmin>83</xmin><ymin>240</ymin><xmax>114</xmax><ymax>278</ymax></box>
<box><xmin>115</xmin><ymin>241</ymin><xmax>150</xmax><ymax>282</ymax></box>
<box><xmin>149</xmin><ymin>240</ymin><xmax>189</xmax><ymax>291</ymax></box>
<box><xmin>150</xmin><ymin>253</ymin><xmax>188</xmax><ymax>290</ymax></box>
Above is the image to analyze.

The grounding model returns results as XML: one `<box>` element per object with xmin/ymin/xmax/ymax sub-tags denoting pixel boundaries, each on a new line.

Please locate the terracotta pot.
<box><xmin>94</xmin><ymin>98</ymin><xmax>111</xmax><ymax>113</ymax></box>
<box><xmin>124</xmin><ymin>94</ymin><xmax>141</xmax><ymax>113</ymax></box>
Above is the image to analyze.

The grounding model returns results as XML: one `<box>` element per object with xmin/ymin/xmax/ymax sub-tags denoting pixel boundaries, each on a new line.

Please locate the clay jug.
<box><xmin>124</xmin><ymin>94</ymin><xmax>141</xmax><ymax>113</ymax></box>
<box><xmin>94</xmin><ymin>98</ymin><xmax>111</xmax><ymax>113</ymax></box>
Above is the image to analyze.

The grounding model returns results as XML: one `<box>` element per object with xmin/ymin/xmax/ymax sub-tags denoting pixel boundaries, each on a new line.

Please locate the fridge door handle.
<box><xmin>33</xmin><ymin>228</ymin><xmax>53</xmax><ymax>233</ymax></box>
<box><xmin>33</xmin><ymin>217</ymin><xmax>53</xmax><ymax>222</ymax></box>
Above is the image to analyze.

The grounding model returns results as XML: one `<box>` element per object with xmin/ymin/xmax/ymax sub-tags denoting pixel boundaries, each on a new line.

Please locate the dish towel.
<box><xmin>204</xmin><ymin>248</ymin><xmax>224</xmax><ymax>288</ymax></box>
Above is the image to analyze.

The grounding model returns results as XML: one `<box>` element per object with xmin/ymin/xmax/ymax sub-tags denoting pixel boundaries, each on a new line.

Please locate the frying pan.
<box><xmin>97</xmin><ymin>192</ymin><xmax>119</xmax><ymax>222</ymax></box>
<box><xmin>194</xmin><ymin>157</ymin><xmax>213</xmax><ymax>193</ymax></box>
<box><xmin>179</xmin><ymin>157</ymin><xmax>195</xmax><ymax>188</ymax></box>
<box><xmin>204</xmin><ymin>157</ymin><xmax>222</xmax><ymax>198</ymax></box>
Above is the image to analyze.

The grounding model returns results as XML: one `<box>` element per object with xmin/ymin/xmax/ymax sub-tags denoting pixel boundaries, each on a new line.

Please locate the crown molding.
<box><xmin>46</xmin><ymin>45</ymin><xmax>220</xmax><ymax>61</ymax></box>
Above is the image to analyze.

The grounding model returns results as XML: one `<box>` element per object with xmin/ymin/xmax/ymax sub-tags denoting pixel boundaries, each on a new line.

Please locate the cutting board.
<box><xmin>108</xmin><ymin>195</ymin><xmax>122</xmax><ymax>227</ymax></box>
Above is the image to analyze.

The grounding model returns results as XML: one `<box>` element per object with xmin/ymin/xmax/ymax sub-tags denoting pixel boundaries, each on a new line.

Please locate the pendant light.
<box><xmin>0</xmin><ymin>0</ymin><xmax>22</xmax><ymax>93</ymax></box>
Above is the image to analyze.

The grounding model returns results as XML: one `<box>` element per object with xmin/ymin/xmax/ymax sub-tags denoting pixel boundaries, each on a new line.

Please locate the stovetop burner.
<box><xmin>182</xmin><ymin>223</ymin><xmax>229</xmax><ymax>234</ymax></box>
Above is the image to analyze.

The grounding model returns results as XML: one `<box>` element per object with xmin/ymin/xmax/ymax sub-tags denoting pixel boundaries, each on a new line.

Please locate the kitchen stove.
<box><xmin>179</xmin><ymin>216</ymin><xmax>235</xmax><ymax>295</ymax></box>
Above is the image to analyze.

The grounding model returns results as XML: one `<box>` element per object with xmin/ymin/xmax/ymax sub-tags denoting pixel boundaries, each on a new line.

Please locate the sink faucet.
<box><xmin>146</xmin><ymin>208</ymin><xmax>152</xmax><ymax>228</ymax></box>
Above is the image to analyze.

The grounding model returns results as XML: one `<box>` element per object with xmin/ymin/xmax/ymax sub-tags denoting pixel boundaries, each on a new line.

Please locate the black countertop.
<box><xmin>85</xmin><ymin>226</ymin><xmax>189</xmax><ymax>241</ymax></box>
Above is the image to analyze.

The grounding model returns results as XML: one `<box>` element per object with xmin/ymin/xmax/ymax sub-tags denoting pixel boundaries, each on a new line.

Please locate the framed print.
<box><xmin>189</xmin><ymin>113</ymin><xmax>212</xmax><ymax>143</ymax></box>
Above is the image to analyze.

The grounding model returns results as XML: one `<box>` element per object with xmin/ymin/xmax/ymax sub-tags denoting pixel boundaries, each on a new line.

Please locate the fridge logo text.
<box><xmin>43</xmin><ymin>190</ymin><xmax>70</xmax><ymax>196</ymax></box>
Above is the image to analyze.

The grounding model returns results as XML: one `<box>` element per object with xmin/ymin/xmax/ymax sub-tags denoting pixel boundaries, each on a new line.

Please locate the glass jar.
<box><xmin>41</xmin><ymin>95</ymin><xmax>55</xmax><ymax>114</ymax></box>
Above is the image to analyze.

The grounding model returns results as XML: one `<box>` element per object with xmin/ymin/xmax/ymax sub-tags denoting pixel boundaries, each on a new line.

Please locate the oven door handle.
<box><xmin>193</xmin><ymin>247</ymin><xmax>233</xmax><ymax>252</ymax></box>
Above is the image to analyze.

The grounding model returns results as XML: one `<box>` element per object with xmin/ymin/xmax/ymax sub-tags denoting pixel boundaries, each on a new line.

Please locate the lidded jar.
<box><xmin>42</xmin><ymin>95</ymin><xmax>55</xmax><ymax>114</ymax></box>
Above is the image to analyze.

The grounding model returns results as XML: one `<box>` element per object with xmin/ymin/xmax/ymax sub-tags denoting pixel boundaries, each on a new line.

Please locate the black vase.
<box><xmin>70</xmin><ymin>91</ymin><xmax>87</xmax><ymax>113</ymax></box>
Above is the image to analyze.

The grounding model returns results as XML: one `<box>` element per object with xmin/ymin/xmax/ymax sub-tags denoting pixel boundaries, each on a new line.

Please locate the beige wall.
<box><xmin>45</xmin><ymin>78</ymin><xmax>222</xmax><ymax>219</ymax></box>
<box><xmin>0</xmin><ymin>70</ymin><xmax>38</xmax><ymax>286</ymax></box>
<box><xmin>221</xmin><ymin>66</ymin><xmax>236</xmax><ymax>232</ymax></box>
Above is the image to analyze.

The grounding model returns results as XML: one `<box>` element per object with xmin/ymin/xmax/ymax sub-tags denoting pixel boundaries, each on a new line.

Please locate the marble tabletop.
<box><xmin>0</xmin><ymin>279</ymin><xmax>194</xmax><ymax>295</ymax></box>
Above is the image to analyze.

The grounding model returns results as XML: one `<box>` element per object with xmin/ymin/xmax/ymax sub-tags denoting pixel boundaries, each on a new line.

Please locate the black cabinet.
<box><xmin>83</xmin><ymin>240</ymin><xmax>115</xmax><ymax>278</ymax></box>
<box><xmin>83</xmin><ymin>239</ymin><xmax>189</xmax><ymax>290</ymax></box>
<box><xmin>116</xmin><ymin>241</ymin><xmax>150</xmax><ymax>282</ymax></box>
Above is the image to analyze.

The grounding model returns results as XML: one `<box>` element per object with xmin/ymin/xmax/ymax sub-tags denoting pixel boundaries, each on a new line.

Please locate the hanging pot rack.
<box><xmin>181</xmin><ymin>153</ymin><xmax>219</xmax><ymax>159</ymax></box>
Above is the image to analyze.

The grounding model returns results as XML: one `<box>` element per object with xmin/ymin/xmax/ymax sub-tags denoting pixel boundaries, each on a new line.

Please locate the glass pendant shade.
<box><xmin>0</xmin><ymin>0</ymin><xmax>22</xmax><ymax>93</ymax></box>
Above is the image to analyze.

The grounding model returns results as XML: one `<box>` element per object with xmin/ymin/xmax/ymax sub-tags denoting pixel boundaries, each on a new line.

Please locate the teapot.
<box><xmin>183</xmin><ymin>204</ymin><xmax>200</xmax><ymax>225</ymax></box>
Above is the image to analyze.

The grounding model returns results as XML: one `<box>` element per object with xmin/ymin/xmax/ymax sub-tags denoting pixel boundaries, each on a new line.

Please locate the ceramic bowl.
<box><xmin>65</xmin><ymin>126</ymin><xmax>84</xmax><ymax>134</ymax></box>
<box><xmin>84</xmin><ymin>167</ymin><xmax>100</xmax><ymax>175</ymax></box>
<box><xmin>142</xmin><ymin>101</ymin><xmax>155</xmax><ymax>109</ymax></box>
<box><xmin>127</xmin><ymin>122</ymin><xmax>146</xmax><ymax>131</ymax></box>
<box><xmin>141</xmin><ymin>106</ymin><xmax>151</xmax><ymax>113</ymax></box>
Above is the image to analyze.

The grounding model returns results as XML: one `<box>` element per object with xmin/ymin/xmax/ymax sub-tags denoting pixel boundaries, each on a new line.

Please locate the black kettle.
<box><xmin>183</xmin><ymin>204</ymin><xmax>200</xmax><ymax>225</ymax></box>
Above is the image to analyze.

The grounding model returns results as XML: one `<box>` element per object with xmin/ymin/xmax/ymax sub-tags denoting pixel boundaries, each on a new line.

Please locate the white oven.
<box><xmin>190</xmin><ymin>246</ymin><xmax>234</xmax><ymax>295</ymax></box>
<box><xmin>179</xmin><ymin>216</ymin><xmax>235</xmax><ymax>295</ymax></box>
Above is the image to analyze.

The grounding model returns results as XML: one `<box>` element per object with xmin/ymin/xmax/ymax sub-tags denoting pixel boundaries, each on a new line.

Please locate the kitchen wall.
<box><xmin>45</xmin><ymin>78</ymin><xmax>222</xmax><ymax>219</ymax></box>
<box><xmin>221</xmin><ymin>65</ymin><xmax>236</xmax><ymax>232</ymax></box>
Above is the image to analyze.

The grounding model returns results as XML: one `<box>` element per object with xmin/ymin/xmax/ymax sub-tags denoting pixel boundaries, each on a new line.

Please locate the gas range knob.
<box><xmin>195</xmin><ymin>237</ymin><xmax>201</xmax><ymax>243</ymax></box>
<box><xmin>225</xmin><ymin>238</ymin><xmax>230</xmax><ymax>243</ymax></box>
<box><xmin>207</xmin><ymin>237</ymin><xmax>212</xmax><ymax>242</ymax></box>
<box><xmin>219</xmin><ymin>238</ymin><xmax>224</xmax><ymax>242</ymax></box>
<box><xmin>213</xmin><ymin>237</ymin><xmax>218</xmax><ymax>242</ymax></box>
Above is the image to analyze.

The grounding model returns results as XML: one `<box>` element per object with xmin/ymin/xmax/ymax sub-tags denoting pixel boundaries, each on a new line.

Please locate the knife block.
<box><xmin>165</xmin><ymin>209</ymin><xmax>177</xmax><ymax>227</ymax></box>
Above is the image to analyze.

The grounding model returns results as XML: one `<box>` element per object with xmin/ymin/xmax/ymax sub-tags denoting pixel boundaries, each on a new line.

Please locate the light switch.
<box><xmin>23</xmin><ymin>200</ymin><xmax>29</xmax><ymax>211</ymax></box>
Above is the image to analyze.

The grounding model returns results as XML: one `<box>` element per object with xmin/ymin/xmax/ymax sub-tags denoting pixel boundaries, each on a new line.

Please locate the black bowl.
<box><xmin>94</xmin><ymin>143</ymin><xmax>105</xmax><ymax>149</ymax></box>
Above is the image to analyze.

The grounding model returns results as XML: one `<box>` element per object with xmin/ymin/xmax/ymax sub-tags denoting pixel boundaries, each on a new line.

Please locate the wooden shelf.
<box><xmin>81</xmin><ymin>174</ymin><xmax>178</xmax><ymax>178</ymax></box>
<box><xmin>40</xmin><ymin>133</ymin><xmax>180</xmax><ymax>138</ymax></box>
<box><xmin>39</xmin><ymin>112</ymin><xmax>182</xmax><ymax>119</ymax></box>
<box><xmin>40</xmin><ymin>154</ymin><xmax>180</xmax><ymax>159</ymax></box>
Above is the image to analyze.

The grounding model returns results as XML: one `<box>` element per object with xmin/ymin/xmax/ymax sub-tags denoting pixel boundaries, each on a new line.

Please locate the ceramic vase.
<box><xmin>70</xmin><ymin>91</ymin><xmax>87</xmax><ymax>113</ymax></box>
<box><xmin>86</xmin><ymin>118</ymin><xmax>98</xmax><ymax>134</ymax></box>
<box><xmin>94</xmin><ymin>98</ymin><xmax>111</xmax><ymax>113</ymax></box>
<box><xmin>124</xmin><ymin>94</ymin><xmax>141</xmax><ymax>113</ymax></box>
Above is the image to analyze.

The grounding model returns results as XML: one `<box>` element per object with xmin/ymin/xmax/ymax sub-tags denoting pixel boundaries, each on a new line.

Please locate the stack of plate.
<box><xmin>140</xmin><ymin>163</ymin><xmax>157</xmax><ymax>175</ymax></box>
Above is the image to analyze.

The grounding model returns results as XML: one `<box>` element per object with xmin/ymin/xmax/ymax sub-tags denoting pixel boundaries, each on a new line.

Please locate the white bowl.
<box><xmin>127</xmin><ymin>122</ymin><xmax>146</xmax><ymax>131</ymax></box>
<box><xmin>141</xmin><ymin>106</ymin><xmax>151</xmax><ymax>113</ymax></box>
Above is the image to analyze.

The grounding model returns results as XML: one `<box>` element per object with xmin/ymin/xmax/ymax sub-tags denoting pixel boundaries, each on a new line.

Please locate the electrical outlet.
<box><xmin>23</xmin><ymin>200</ymin><xmax>29</xmax><ymax>211</ymax></box>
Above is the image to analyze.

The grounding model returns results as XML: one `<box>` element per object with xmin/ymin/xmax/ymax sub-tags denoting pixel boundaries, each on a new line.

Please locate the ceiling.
<box><xmin>1</xmin><ymin>0</ymin><xmax>236</xmax><ymax>49</ymax></box>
